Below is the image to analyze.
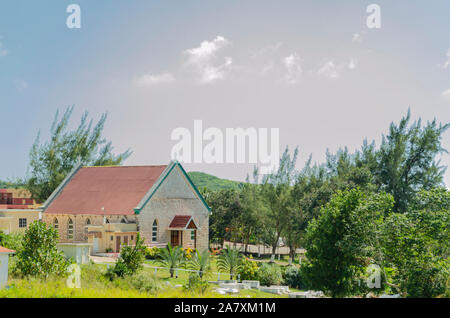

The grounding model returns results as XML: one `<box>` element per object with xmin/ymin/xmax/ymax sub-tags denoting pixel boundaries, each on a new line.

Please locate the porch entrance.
<box><xmin>170</xmin><ymin>230</ymin><xmax>181</xmax><ymax>246</ymax></box>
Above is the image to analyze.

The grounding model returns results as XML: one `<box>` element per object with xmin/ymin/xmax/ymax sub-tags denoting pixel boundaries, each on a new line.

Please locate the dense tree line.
<box><xmin>204</xmin><ymin>111</ymin><xmax>449</xmax><ymax>297</ymax></box>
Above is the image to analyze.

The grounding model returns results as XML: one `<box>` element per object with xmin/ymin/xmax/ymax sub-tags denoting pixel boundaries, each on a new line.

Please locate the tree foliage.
<box><xmin>303</xmin><ymin>188</ymin><xmax>393</xmax><ymax>297</ymax></box>
<box><xmin>375</xmin><ymin>110</ymin><xmax>449</xmax><ymax>213</ymax></box>
<box><xmin>157</xmin><ymin>243</ymin><xmax>186</xmax><ymax>278</ymax></box>
<box><xmin>14</xmin><ymin>221</ymin><xmax>69</xmax><ymax>278</ymax></box>
<box><xmin>109</xmin><ymin>233</ymin><xmax>146</xmax><ymax>278</ymax></box>
<box><xmin>216</xmin><ymin>246</ymin><xmax>243</xmax><ymax>280</ymax></box>
<box><xmin>26</xmin><ymin>106</ymin><xmax>131</xmax><ymax>201</ymax></box>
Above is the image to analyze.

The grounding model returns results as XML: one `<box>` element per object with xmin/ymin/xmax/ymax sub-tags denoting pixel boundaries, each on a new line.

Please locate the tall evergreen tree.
<box><xmin>26</xmin><ymin>106</ymin><xmax>132</xmax><ymax>201</ymax></box>
<box><xmin>260</xmin><ymin>146</ymin><xmax>298</xmax><ymax>261</ymax></box>
<box><xmin>376</xmin><ymin>110</ymin><xmax>449</xmax><ymax>213</ymax></box>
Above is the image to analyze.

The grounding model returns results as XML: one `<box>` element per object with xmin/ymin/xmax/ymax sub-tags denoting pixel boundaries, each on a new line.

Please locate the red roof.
<box><xmin>0</xmin><ymin>246</ymin><xmax>15</xmax><ymax>253</ymax></box>
<box><xmin>45</xmin><ymin>165</ymin><xmax>167</xmax><ymax>215</ymax></box>
<box><xmin>169</xmin><ymin>215</ymin><xmax>197</xmax><ymax>229</ymax></box>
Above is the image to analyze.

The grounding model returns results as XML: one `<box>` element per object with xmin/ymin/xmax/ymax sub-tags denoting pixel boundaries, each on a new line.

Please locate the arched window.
<box><xmin>85</xmin><ymin>218</ymin><xmax>91</xmax><ymax>234</ymax></box>
<box><xmin>68</xmin><ymin>218</ymin><xmax>74</xmax><ymax>240</ymax></box>
<box><xmin>152</xmin><ymin>220</ymin><xmax>158</xmax><ymax>242</ymax></box>
<box><xmin>121</xmin><ymin>218</ymin><xmax>127</xmax><ymax>224</ymax></box>
<box><xmin>53</xmin><ymin>218</ymin><xmax>59</xmax><ymax>230</ymax></box>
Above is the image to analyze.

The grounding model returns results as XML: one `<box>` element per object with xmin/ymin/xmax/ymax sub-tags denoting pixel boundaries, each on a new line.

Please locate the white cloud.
<box><xmin>185</xmin><ymin>36</ymin><xmax>229</xmax><ymax>63</ymax></box>
<box><xmin>317</xmin><ymin>60</ymin><xmax>339</xmax><ymax>79</ymax></box>
<box><xmin>134</xmin><ymin>72</ymin><xmax>175</xmax><ymax>87</ymax></box>
<box><xmin>442</xmin><ymin>88</ymin><xmax>450</xmax><ymax>99</ymax></box>
<box><xmin>200</xmin><ymin>57</ymin><xmax>232</xmax><ymax>83</ymax></box>
<box><xmin>0</xmin><ymin>40</ymin><xmax>8</xmax><ymax>57</ymax></box>
<box><xmin>283</xmin><ymin>53</ymin><xmax>303</xmax><ymax>84</ymax></box>
<box><xmin>443</xmin><ymin>49</ymin><xmax>450</xmax><ymax>69</ymax></box>
<box><xmin>184</xmin><ymin>36</ymin><xmax>232</xmax><ymax>83</ymax></box>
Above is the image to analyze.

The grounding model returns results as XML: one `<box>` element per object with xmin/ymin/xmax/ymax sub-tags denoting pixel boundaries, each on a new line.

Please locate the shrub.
<box><xmin>158</xmin><ymin>243</ymin><xmax>186</xmax><ymax>278</ymax></box>
<box><xmin>145</xmin><ymin>246</ymin><xmax>160</xmax><ymax>260</ymax></box>
<box><xmin>0</xmin><ymin>231</ymin><xmax>23</xmax><ymax>250</ymax></box>
<box><xmin>183</xmin><ymin>274</ymin><xmax>210</xmax><ymax>295</ymax></box>
<box><xmin>184</xmin><ymin>247</ymin><xmax>194</xmax><ymax>260</ymax></box>
<box><xmin>14</xmin><ymin>221</ymin><xmax>69</xmax><ymax>278</ymax></box>
<box><xmin>188</xmin><ymin>249</ymin><xmax>212</xmax><ymax>278</ymax></box>
<box><xmin>237</xmin><ymin>257</ymin><xmax>259</xmax><ymax>281</ymax></box>
<box><xmin>283</xmin><ymin>266</ymin><xmax>308</xmax><ymax>290</ymax></box>
<box><xmin>217</xmin><ymin>246</ymin><xmax>242</xmax><ymax>280</ymax></box>
<box><xmin>108</xmin><ymin>233</ymin><xmax>146</xmax><ymax>278</ymax></box>
<box><xmin>257</xmin><ymin>263</ymin><xmax>283</xmax><ymax>286</ymax></box>
<box><xmin>128</xmin><ymin>272</ymin><xmax>163</xmax><ymax>294</ymax></box>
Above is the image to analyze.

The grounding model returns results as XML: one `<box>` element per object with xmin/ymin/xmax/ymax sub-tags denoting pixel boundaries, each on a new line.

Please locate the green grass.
<box><xmin>1</xmin><ymin>260</ymin><xmax>291</xmax><ymax>298</ymax></box>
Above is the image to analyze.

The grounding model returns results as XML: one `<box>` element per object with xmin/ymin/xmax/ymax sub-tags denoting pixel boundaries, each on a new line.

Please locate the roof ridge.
<box><xmin>82</xmin><ymin>165</ymin><xmax>168</xmax><ymax>168</ymax></box>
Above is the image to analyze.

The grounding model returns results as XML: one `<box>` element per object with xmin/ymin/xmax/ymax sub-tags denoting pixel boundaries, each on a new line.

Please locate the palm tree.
<box><xmin>216</xmin><ymin>246</ymin><xmax>243</xmax><ymax>280</ymax></box>
<box><xmin>158</xmin><ymin>243</ymin><xmax>185</xmax><ymax>278</ymax></box>
<box><xmin>188</xmin><ymin>249</ymin><xmax>212</xmax><ymax>278</ymax></box>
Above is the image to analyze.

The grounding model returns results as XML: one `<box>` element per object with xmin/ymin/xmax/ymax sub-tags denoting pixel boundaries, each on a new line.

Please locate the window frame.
<box><xmin>19</xmin><ymin>218</ymin><xmax>27</xmax><ymax>228</ymax></box>
<box><xmin>67</xmin><ymin>218</ymin><xmax>74</xmax><ymax>240</ymax></box>
<box><xmin>152</xmin><ymin>219</ymin><xmax>158</xmax><ymax>242</ymax></box>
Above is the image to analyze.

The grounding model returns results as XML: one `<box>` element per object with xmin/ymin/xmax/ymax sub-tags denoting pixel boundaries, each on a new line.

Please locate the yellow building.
<box><xmin>0</xmin><ymin>189</ymin><xmax>41</xmax><ymax>234</ymax></box>
<box><xmin>86</xmin><ymin>222</ymin><xmax>138</xmax><ymax>254</ymax></box>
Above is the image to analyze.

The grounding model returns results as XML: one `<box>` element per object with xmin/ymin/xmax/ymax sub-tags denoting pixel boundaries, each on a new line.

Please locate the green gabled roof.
<box><xmin>134</xmin><ymin>161</ymin><xmax>211</xmax><ymax>214</ymax></box>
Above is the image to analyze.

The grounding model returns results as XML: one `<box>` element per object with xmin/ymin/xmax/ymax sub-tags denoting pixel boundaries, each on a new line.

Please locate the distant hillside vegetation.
<box><xmin>0</xmin><ymin>180</ymin><xmax>24</xmax><ymax>189</ymax></box>
<box><xmin>188</xmin><ymin>171</ymin><xmax>242</xmax><ymax>191</ymax></box>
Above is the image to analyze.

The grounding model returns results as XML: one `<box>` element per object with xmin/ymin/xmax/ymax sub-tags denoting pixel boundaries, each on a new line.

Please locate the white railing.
<box><xmin>94</xmin><ymin>261</ymin><xmax>239</xmax><ymax>281</ymax></box>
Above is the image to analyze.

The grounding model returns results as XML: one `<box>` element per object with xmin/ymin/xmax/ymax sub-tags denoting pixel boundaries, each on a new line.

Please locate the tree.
<box><xmin>303</xmin><ymin>188</ymin><xmax>393</xmax><ymax>297</ymax></box>
<box><xmin>260</xmin><ymin>146</ymin><xmax>298</xmax><ymax>261</ymax></box>
<box><xmin>380</xmin><ymin>188</ymin><xmax>450</xmax><ymax>297</ymax></box>
<box><xmin>285</xmin><ymin>161</ymin><xmax>332</xmax><ymax>264</ymax></box>
<box><xmin>217</xmin><ymin>246</ymin><xmax>243</xmax><ymax>280</ymax></box>
<box><xmin>110</xmin><ymin>233</ymin><xmax>146</xmax><ymax>277</ymax></box>
<box><xmin>14</xmin><ymin>220</ymin><xmax>69</xmax><ymax>278</ymax></box>
<box><xmin>375</xmin><ymin>110</ymin><xmax>449</xmax><ymax>213</ymax></box>
<box><xmin>26</xmin><ymin>106</ymin><xmax>131</xmax><ymax>202</ymax></box>
<box><xmin>158</xmin><ymin>243</ymin><xmax>186</xmax><ymax>278</ymax></box>
<box><xmin>203</xmin><ymin>188</ymin><xmax>242</xmax><ymax>246</ymax></box>
<box><xmin>188</xmin><ymin>249</ymin><xmax>212</xmax><ymax>278</ymax></box>
<box><xmin>238</xmin><ymin>172</ymin><xmax>265</xmax><ymax>252</ymax></box>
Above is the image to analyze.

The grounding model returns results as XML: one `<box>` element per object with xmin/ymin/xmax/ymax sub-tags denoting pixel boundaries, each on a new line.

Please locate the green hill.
<box><xmin>187</xmin><ymin>171</ymin><xmax>242</xmax><ymax>191</ymax></box>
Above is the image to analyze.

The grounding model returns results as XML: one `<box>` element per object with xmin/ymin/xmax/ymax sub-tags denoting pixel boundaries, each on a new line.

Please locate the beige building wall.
<box><xmin>42</xmin><ymin>214</ymin><xmax>137</xmax><ymax>242</ymax></box>
<box><xmin>0</xmin><ymin>210</ymin><xmax>40</xmax><ymax>234</ymax></box>
<box><xmin>137</xmin><ymin>165</ymin><xmax>209</xmax><ymax>251</ymax></box>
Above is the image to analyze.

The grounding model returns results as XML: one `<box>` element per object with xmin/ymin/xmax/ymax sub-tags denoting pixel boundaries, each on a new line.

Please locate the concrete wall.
<box><xmin>57</xmin><ymin>244</ymin><xmax>92</xmax><ymax>264</ymax></box>
<box><xmin>0</xmin><ymin>210</ymin><xmax>40</xmax><ymax>234</ymax></box>
<box><xmin>0</xmin><ymin>254</ymin><xmax>9</xmax><ymax>288</ymax></box>
<box><xmin>137</xmin><ymin>165</ymin><xmax>209</xmax><ymax>251</ymax></box>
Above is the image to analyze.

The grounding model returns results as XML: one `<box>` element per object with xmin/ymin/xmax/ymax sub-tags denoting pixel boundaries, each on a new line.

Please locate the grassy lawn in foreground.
<box><xmin>1</xmin><ymin>259</ymin><xmax>292</xmax><ymax>298</ymax></box>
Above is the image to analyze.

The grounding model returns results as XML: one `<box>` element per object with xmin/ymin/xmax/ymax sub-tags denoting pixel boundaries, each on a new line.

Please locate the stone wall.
<box><xmin>42</xmin><ymin>214</ymin><xmax>136</xmax><ymax>242</ymax></box>
<box><xmin>137</xmin><ymin>165</ymin><xmax>209</xmax><ymax>251</ymax></box>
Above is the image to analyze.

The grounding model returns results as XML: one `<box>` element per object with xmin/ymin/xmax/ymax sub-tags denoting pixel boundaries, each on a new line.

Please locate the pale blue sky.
<box><xmin>0</xmin><ymin>1</ymin><xmax>449</xmax><ymax>185</ymax></box>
